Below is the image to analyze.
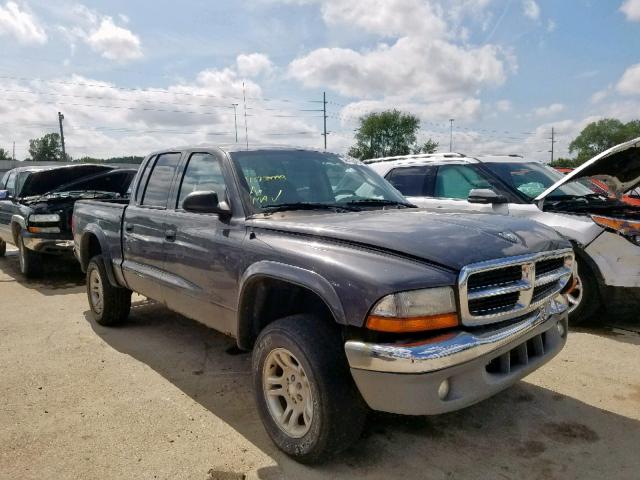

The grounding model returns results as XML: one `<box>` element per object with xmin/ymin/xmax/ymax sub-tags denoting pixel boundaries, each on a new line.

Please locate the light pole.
<box><xmin>232</xmin><ymin>103</ymin><xmax>239</xmax><ymax>143</ymax></box>
<box><xmin>449</xmin><ymin>118</ymin><xmax>454</xmax><ymax>152</ymax></box>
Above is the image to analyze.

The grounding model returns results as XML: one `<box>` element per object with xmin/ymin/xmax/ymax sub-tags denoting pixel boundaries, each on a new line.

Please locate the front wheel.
<box><xmin>17</xmin><ymin>232</ymin><xmax>42</xmax><ymax>278</ymax></box>
<box><xmin>567</xmin><ymin>259</ymin><xmax>600</xmax><ymax>325</ymax></box>
<box><xmin>86</xmin><ymin>255</ymin><xmax>131</xmax><ymax>326</ymax></box>
<box><xmin>253</xmin><ymin>314</ymin><xmax>367</xmax><ymax>463</ymax></box>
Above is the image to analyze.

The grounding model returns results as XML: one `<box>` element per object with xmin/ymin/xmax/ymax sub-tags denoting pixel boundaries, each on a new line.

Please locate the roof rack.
<box><xmin>362</xmin><ymin>152</ymin><xmax>467</xmax><ymax>164</ymax></box>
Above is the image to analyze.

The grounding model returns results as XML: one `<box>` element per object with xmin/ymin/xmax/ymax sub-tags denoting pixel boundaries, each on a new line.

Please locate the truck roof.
<box><xmin>146</xmin><ymin>144</ymin><xmax>334</xmax><ymax>157</ymax></box>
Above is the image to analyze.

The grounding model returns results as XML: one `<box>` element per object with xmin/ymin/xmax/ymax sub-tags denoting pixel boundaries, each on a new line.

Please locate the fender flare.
<box><xmin>80</xmin><ymin>225</ymin><xmax>118</xmax><ymax>287</ymax></box>
<box><xmin>236</xmin><ymin>261</ymin><xmax>347</xmax><ymax>349</ymax></box>
<box><xmin>10</xmin><ymin>215</ymin><xmax>26</xmax><ymax>242</ymax></box>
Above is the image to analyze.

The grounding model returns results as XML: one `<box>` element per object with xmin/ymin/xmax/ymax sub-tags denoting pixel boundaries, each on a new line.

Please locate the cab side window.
<box><xmin>5</xmin><ymin>172</ymin><xmax>17</xmax><ymax>196</ymax></box>
<box><xmin>434</xmin><ymin>165</ymin><xmax>493</xmax><ymax>200</ymax></box>
<box><xmin>141</xmin><ymin>153</ymin><xmax>181</xmax><ymax>208</ymax></box>
<box><xmin>177</xmin><ymin>153</ymin><xmax>227</xmax><ymax>209</ymax></box>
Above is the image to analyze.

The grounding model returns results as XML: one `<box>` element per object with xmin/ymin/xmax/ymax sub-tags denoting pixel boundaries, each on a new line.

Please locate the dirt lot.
<box><xmin>1</xmin><ymin>246</ymin><xmax>639</xmax><ymax>480</ymax></box>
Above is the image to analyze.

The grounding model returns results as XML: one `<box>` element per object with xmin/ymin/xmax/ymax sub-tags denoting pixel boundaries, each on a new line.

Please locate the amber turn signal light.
<box><xmin>366</xmin><ymin>312</ymin><xmax>459</xmax><ymax>333</ymax></box>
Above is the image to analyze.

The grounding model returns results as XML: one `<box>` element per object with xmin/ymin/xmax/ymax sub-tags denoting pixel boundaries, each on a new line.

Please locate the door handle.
<box><xmin>125</xmin><ymin>223</ymin><xmax>134</xmax><ymax>232</ymax></box>
<box><xmin>165</xmin><ymin>229</ymin><xmax>176</xmax><ymax>241</ymax></box>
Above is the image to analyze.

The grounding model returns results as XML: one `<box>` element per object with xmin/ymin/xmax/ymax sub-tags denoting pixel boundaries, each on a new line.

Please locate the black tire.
<box><xmin>17</xmin><ymin>232</ymin><xmax>43</xmax><ymax>278</ymax></box>
<box><xmin>253</xmin><ymin>314</ymin><xmax>367</xmax><ymax>464</ymax></box>
<box><xmin>86</xmin><ymin>255</ymin><xmax>131</xmax><ymax>326</ymax></box>
<box><xmin>568</xmin><ymin>258</ymin><xmax>600</xmax><ymax>326</ymax></box>
<box><xmin>0</xmin><ymin>239</ymin><xmax>5</xmax><ymax>257</ymax></box>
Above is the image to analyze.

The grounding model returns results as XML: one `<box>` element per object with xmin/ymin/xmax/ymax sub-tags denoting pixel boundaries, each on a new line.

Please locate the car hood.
<box><xmin>248</xmin><ymin>209</ymin><xmax>569</xmax><ymax>271</ymax></box>
<box><xmin>535</xmin><ymin>137</ymin><xmax>640</xmax><ymax>201</ymax></box>
<box><xmin>19</xmin><ymin>164</ymin><xmax>114</xmax><ymax>198</ymax></box>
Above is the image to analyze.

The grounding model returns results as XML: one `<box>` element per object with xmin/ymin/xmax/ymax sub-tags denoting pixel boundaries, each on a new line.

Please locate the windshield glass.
<box><xmin>483</xmin><ymin>162</ymin><xmax>596</xmax><ymax>200</ymax></box>
<box><xmin>230</xmin><ymin>150</ymin><xmax>408</xmax><ymax>214</ymax></box>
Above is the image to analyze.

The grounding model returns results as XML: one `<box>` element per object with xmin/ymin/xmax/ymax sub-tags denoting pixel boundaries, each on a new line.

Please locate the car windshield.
<box><xmin>230</xmin><ymin>150</ymin><xmax>410</xmax><ymax>214</ymax></box>
<box><xmin>483</xmin><ymin>161</ymin><xmax>597</xmax><ymax>200</ymax></box>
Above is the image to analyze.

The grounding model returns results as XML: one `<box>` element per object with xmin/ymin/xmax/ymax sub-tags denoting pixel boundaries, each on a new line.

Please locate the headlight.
<box><xmin>366</xmin><ymin>287</ymin><xmax>459</xmax><ymax>333</ymax></box>
<box><xmin>591</xmin><ymin>215</ymin><xmax>640</xmax><ymax>246</ymax></box>
<box><xmin>28</xmin><ymin>213</ymin><xmax>61</xmax><ymax>234</ymax></box>
<box><xmin>29</xmin><ymin>214</ymin><xmax>60</xmax><ymax>223</ymax></box>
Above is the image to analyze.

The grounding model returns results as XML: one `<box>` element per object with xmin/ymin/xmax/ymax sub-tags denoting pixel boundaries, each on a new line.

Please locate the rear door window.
<box><xmin>141</xmin><ymin>153</ymin><xmax>181</xmax><ymax>208</ymax></box>
<box><xmin>385</xmin><ymin>166</ymin><xmax>432</xmax><ymax>196</ymax></box>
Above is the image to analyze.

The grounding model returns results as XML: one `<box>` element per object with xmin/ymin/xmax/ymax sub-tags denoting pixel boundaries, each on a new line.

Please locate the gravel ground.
<box><xmin>1</xmin><ymin>246</ymin><xmax>639</xmax><ymax>480</ymax></box>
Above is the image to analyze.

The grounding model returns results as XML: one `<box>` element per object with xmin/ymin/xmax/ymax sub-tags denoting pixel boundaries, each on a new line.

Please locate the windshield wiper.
<box><xmin>344</xmin><ymin>198</ymin><xmax>415</xmax><ymax>208</ymax></box>
<box><xmin>259</xmin><ymin>202</ymin><xmax>361</xmax><ymax>215</ymax></box>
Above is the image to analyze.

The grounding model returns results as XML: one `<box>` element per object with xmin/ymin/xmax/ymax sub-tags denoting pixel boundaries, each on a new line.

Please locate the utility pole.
<box><xmin>322</xmin><ymin>91</ymin><xmax>328</xmax><ymax>150</ymax></box>
<box><xmin>12</xmin><ymin>141</ymin><xmax>15</xmax><ymax>161</ymax></box>
<box><xmin>231</xmin><ymin>103</ymin><xmax>239</xmax><ymax>143</ymax></box>
<box><xmin>449</xmin><ymin>118</ymin><xmax>454</xmax><ymax>152</ymax></box>
<box><xmin>242</xmin><ymin>82</ymin><xmax>249</xmax><ymax>150</ymax></box>
<box><xmin>58</xmin><ymin>112</ymin><xmax>66</xmax><ymax>161</ymax></box>
<box><xmin>549</xmin><ymin>127</ymin><xmax>556</xmax><ymax>163</ymax></box>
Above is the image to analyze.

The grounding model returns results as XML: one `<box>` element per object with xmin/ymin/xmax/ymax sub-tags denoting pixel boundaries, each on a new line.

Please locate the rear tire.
<box><xmin>17</xmin><ymin>232</ymin><xmax>42</xmax><ymax>278</ymax></box>
<box><xmin>87</xmin><ymin>255</ymin><xmax>131</xmax><ymax>326</ymax></box>
<box><xmin>0</xmin><ymin>239</ymin><xmax>5</xmax><ymax>257</ymax></box>
<box><xmin>567</xmin><ymin>258</ymin><xmax>600</xmax><ymax>325</ymax></box>
<box><xmin>253</xmin><ymin>314</ymin><xmax>367</xmax><ymax>463</ymax></box>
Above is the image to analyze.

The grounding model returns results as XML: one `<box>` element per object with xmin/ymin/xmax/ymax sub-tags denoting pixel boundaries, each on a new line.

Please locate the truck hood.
<box><xmin>535</xmin><ymin>137</ymin><xmax>640</xmax><ymax>201</ymax></box>
<box><xmin>248</xmin><ymin>209</ymin><xmax>569</xmax><ymax>271</ymax></box>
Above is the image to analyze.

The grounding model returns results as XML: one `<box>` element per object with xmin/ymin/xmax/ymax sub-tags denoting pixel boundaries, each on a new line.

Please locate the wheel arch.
<box><xmin>80</xmin><ymin>227</ymin><xmax>118</xmax><ymax>287</ymax></box>
<box><xmin>236</xmin><ymin>261</ymin><xmax>347</xmax><ymax>350</ymax></box>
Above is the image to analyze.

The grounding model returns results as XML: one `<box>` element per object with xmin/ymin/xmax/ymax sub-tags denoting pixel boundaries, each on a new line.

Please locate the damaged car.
<box><xmin>0</xmin><ymin>164</ymin><xmax>136</xmax><ymax>277</ymax></box>
<box><xmin>366</xmin><ymin>137</ymin><xmax>640</xmax><ymax>323</ymax></box>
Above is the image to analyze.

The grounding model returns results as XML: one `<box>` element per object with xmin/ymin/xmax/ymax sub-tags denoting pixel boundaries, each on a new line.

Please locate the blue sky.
<box><xmin>1</xmin><ymin>0</ymin><xmax>639</xmax><ymax>160</ymax></box>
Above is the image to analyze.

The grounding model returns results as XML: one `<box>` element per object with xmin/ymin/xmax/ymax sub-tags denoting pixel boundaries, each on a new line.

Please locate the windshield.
<box><xmin>483</xmin><ymin>162</ymin><xmax>596</xmax><ymax>200</ymax></box>
<box><xmin>230</xmin><ymin>150</ymin><xmax>409</xmax><ymax>214</ymax></box>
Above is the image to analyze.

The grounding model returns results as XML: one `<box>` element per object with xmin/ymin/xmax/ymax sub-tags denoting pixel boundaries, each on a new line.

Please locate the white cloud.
<box><xmin>0</xmin><ymin>60</ymin><xmax>329</xmax><ymax>159</ymax></box>
<box><xmin>533</xmin><ymin>103</ymin><xmax>565</xmax><ymax>117</ymax></box>
<box><xmin>522</xmin><ymin>0</ymin><xmax>540</xmax><ymax>20</ymax></box>
<box><xmin>86</xmin><ymin>17</ymin><xmax>142</xmax><ymax>62</ymax></box>
<box><xmin>620</xmin><ymin>0</ymin><xmax>640</xmax><ymax>21</ymax></box>
<box><xmin>290</xmin><ymin>38</ymin><xmax>510</xmax><ymax>100</ymax></box>
<box><xmin>616</xmin><ymin>63</ymin><xmax>640</xmax><ymax>95</ymax></box>
<box><xmin>546</xmin><ymin>19</ymin><xmax>556</xmax><ymax>32</ymax></box>
<box><xmin>236</xmin><ymin>53</ymin><xmax>274</xmax><ymax>77</ymax></box>
<box><xmin>590</xmin><ymin>87</ymin><xmax>612</xmax><ymax>103</ymax></box>
<box><xmin>496</xmin><ymin>100</ymin><xmax>512</xmax><ymax>112</ymax></box>
<box><xmin>0</xmin><ymin>1</ymin><xmax>46</xmax><ymax>45</ymax></box>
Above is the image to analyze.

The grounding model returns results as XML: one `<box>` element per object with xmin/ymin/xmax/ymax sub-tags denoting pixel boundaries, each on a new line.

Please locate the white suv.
<box><xmin>365</xmin><ymin>140</ymin><xmax>640</xmax><ymax>323</ymax></box>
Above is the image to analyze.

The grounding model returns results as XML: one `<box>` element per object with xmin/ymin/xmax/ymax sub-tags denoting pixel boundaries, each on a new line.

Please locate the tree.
<box><xmin>549</xmin><ymin>157</ymin><xmax>581</xmax><ymax>168</ymax></box>
<box><xmin>413</xmin><ymin>139</ymin><xmax>439</xmax><ymax>154</ymax></box>
<box><xmin>0</xmin><ymin>148</ymin><xmax>10</xmax><ymax>161</ymax></box>
<box><xmin>348</xmin><ymin>110</ymin><xmax>438</xmax><ymax>160</ymax></box>
<box><xmin>569</xmin><ymin>118</ymin><xmax>640</xmax><ymax>164</ymax></box>
<box><xmin>28</xmin><ymin>133</ymin><xmax>65</xmax><ymax>162</ymax></box>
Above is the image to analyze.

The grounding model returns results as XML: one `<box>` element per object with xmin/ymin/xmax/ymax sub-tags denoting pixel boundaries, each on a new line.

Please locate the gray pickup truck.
<box><xmin>73</xmin><ymin>146</ymin><xmax>574</xmax><ymax>462</ymax></box>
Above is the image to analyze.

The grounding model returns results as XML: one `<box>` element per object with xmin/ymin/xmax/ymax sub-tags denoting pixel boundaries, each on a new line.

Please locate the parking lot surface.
<box><xmin>1</xmin><ymin>246</ymin><xmax>639</xmax><ymax>480</ymax></box>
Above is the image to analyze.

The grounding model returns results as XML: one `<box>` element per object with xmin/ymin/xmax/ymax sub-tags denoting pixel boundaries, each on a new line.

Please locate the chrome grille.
<box><xmin>458</xmin><ymin>249</ymin><xmax>574</xmax><ymax>326</ymax></box>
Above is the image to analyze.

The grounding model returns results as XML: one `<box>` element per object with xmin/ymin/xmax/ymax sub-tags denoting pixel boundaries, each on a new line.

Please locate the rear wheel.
<box><xmin>253</xmin><ymin>314</ymin><xmax>367</xmax><ymax>463</ymax></box>
<box><xmin>17</xmin><ymin>232</ymin><xmax>42</xmax><ymax>278</ymax></box>
<box><xmin>0</xmin><ymin>239</ymin><xmax>5</xmax><ymax>257</ymax></box>
<box><xmin>567</xmin><ymin>259</ymin><xmax>600</xmax><ymax>325</ymax></box>
<box><xmin>87</xmin><ymin>255</ymin><xmax>131</xmax><ymax>326</ymax></box>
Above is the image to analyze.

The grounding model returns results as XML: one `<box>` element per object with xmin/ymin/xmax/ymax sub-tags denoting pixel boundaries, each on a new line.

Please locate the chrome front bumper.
<box><xmin>345</xmin><ymin>298</ymin><xmax>568</xmax><ymax>415</ymax></box>
<box><xmin>22</xmin><ymin>232</ymin><xmax>74</xmax><ymax>254</ymax></box>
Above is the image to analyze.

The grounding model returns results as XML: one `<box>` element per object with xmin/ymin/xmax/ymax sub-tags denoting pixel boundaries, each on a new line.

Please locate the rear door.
<box><xmin>121</xmin><ymin>152</ymin><xmax>182</xmax><ymax>302</ymax></box>
<box><xmin>161</xmin><ymin>151</ymin><xmax>242</xmax><ymax>336</ymax></box>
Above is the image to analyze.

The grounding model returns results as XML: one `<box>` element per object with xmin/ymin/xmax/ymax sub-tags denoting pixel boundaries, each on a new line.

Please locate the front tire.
<box><xmin>87</xmin><ymin>255</ymin><xmax>131</xmax><ymax>326</ymax></box>
<box><xmin>17</xmin><ymin>232</ymin><xmax>42</xmax><ymax>278</ymax></box>
<box><xmin>567</xmin><ymin>258</ymin><xmax>600</xmax><ymax>325</ymax></box>
<box><xmin>0</xmin><ymin>239</ymin><xmax>6</xmax><ymax>257</ymax></box>
<box><xmin>253</xmin><ymin>314</ymin><xmax>367</xmax><ymax>463</ymax></box>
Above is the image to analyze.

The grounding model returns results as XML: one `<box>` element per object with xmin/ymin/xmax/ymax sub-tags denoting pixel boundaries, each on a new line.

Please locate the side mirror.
<box><xmin>0</xmin><ymin>190</ymin><xmax>9</xmax><ymax>200</ymax></box>
<box><xmin>182</xmin><ymin>191</ymin><xmax>230</xmax><ymax>215</ymax></box>
<box><xmin>468</xmin><ymin>188</ymin><xmax>508</xmax><ymax>205</ymax></box>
